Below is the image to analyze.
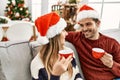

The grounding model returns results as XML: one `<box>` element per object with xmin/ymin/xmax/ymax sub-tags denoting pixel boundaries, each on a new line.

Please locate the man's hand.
<box><xmin>100</xmin><ymin>53</ymin><xmax>113</xmax><ymax>68</ymax></box>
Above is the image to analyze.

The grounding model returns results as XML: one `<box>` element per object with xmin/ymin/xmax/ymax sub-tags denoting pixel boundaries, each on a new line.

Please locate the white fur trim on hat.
<box><xmin>46</xmin><ymin>18</ymin><xmax>67</xmax><ymax>38</ymax></box>
<box><xmin>74</xmin><ymin>24</ymin><xmax>80</xmax><ymax>30</ymax></box>
<box><xmin>37</xmin><ymin>34</ymin><xmax>49</xmax><ymax>45</ymax></box>
<box><xmin>77</xmin><ymin>10</ymin><xmax>100</xmax><ymax>22</ymax></box>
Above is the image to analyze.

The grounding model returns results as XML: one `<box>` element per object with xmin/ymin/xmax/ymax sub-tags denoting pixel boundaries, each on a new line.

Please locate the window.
<box><xmin>31</xmin><ymin>0</ymin><xmax>57</xmax><ymax>21</ymax></box>
<box><xmin>88</xmin><ymin>0</ymin><xmax>120</xmax><ymax>30</ymax></box>
<box><xmin>48</xmin><ymin>0</ymin><xmax>58</xmax><ymax>12</ymax></box>
<box><xmin>31</xmin><ymin>0</ymin><xmax>120</xmax><ymax>30</ymax></box>
<box><xmin>31</xmin><ymin>0</ymin><xmax>41</xmax><ymax>21</ymax></box>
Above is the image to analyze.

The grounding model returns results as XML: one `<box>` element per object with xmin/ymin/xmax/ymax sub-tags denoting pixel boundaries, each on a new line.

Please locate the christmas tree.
<box><xmin>5</xmin><ymin>0</ymin><xmax>31</xmax><ymax>21</ymax></box>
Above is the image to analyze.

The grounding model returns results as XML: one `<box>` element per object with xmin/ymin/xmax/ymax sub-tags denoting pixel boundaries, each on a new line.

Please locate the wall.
<box><xmin>41</xmin><ymin>0</ymin><xmax>48</xmax><ymax>15</ymax></box>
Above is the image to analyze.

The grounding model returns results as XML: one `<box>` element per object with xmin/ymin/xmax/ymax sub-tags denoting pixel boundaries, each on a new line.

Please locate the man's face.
<box><xmin>78</xmin><ymin>18</ymin><xmax>100</xmax><ymax>40</ymax></box>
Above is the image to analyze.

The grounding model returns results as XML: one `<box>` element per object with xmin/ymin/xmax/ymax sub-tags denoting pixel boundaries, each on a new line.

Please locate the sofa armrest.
<box><xmin>0</xmin><ymin>40</ymin><xmax>32</xmax><ymax>80</ymax></box>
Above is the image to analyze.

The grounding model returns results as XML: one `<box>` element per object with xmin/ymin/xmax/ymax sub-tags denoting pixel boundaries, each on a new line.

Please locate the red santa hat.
<box><xmin>35</xmin><ymin>12</ymin><xmax>67</xmax><ymax>44</ymax></box>
<box><xmin>76</xmin><ymin>4</ymin><xmax>100</xmax><ymax>22</ymax></box>
<box><xmin>74</xmin><ymin>4</ymin><xmax>100</xmax><ymax>30</ymax></box>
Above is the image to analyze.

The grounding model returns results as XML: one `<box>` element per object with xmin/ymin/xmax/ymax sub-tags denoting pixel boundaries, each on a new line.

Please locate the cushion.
<box><xmin>6</xmin><ymin>21</ymin><xmax>38</xmax><ymax>41</ymax></box>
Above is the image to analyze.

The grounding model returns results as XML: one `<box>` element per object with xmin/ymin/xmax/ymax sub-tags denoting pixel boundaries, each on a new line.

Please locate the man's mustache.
<box><xmin>82</xmin><ymin>29</ymin><xmax>92</xmax><ymax>33</ymax></box>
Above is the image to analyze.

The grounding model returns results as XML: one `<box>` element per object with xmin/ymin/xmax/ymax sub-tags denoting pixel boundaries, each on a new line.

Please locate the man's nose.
<box><xmin>82</xmin><ymin>26</ymin><xmax>88</xmax><ymax>31</ymax></box>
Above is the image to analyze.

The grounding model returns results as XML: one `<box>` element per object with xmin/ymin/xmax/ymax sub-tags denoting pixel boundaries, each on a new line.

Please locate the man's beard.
<box><xmin>82</xmin><ymin>29</ymin><xmax>96</xmax><ymax>39</ymax></box>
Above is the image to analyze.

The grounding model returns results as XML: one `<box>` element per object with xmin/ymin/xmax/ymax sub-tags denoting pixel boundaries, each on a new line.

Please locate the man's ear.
<box><xmin>97</xmin><ymin>20</ymin><xmax>101</xmax><ymax>27</ymax></box>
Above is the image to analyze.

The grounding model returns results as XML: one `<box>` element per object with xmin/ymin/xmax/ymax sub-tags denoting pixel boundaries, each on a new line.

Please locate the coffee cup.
<box><xmin>59</xmin><ymin>48</ymin><xmax>73</xmax><ymax>58</ymax></box>
<box><xmin>92</xmin><ymin>48</ymin><xmax>105</xmax><ymax>59</ymax></box>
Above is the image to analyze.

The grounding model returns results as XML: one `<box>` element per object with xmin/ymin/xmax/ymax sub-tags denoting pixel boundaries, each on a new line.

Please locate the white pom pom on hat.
<box><xmin>35</xmin><ymin>12</ymin><xmax>67</xmax><ymax>45</ymax></box>
<box><xmin>74</xmin><ymin>24</ymin><xmax>80</xmax><ymax>30</ymax></box>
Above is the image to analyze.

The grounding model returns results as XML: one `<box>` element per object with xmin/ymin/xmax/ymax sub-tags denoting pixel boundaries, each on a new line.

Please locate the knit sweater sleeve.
<box><xmin>66</xmin><ymin>31</ymin><xmax>74</xmax><ymax>42</ymax></box>
<box><xmin>66</xmin><ymin>31</ymin><xmax>80</xmax><ymax>44</ymax></box>
<box><xmin>110</xmin><ymin>40</ymin><xmax>120</xmax><ymax>77</ymax></box>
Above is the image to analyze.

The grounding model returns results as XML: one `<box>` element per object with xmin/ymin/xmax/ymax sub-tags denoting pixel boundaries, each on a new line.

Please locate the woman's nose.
<box><xmin>65</xmin><ymin>31</ymin><xmax>68</xmax><ymax>36</ymax></box>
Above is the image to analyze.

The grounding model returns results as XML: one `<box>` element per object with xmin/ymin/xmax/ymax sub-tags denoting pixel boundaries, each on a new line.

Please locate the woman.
<box><xmin>30</xmin><ymin>12</ymin><xmax>83</xmax><ymax>80</ymax></box>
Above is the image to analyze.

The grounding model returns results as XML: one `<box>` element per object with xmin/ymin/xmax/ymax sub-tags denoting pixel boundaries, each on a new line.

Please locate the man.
<box><xmin>66</xmin><ymin>4</ymin><xmax>120</xmax><ymax>80</ymax></box>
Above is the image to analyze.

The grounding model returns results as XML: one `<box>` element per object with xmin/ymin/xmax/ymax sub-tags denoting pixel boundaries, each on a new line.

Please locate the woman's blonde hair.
<box><xmin>40</xmin><ymin>34</ymin><xmax>73</xmax><ymax>80</ymax></box>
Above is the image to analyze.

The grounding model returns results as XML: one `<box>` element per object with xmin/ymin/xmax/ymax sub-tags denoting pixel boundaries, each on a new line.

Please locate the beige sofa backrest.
<box><xmin>65</xmin><ymin>41</ymin><xmax>85</xmax><ymax>79</ymax></box>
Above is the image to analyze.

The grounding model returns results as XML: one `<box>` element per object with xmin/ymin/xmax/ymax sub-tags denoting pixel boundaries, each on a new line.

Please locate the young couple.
<box><xmin>31</xmin><ymin>4</ymin><xmax>120</xmax><ymax>80</ymax></box>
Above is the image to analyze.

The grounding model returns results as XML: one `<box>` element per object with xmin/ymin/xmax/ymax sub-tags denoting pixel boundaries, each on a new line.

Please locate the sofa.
<box><xmin>100</xmin><ymin>29</ymin><xmax>120</xmax><ymax>43</ymax></box>
<box><xmin>0</xmin><ymin>29</ymin><xmax>120</xmax><ymax>80</ymax></box>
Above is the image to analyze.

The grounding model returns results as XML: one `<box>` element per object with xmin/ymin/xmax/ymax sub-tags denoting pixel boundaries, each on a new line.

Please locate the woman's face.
<box><xmin>60</xmin><ymin>30</ymin><xmax>68</xmax><ymax>45</ymax></box>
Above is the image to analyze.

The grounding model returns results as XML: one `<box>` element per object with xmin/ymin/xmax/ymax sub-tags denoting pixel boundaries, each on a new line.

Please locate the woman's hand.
<box><xmin>100</xmin><ymin>53</ymin><xmax>113</xmax><ymax>68</ymax></box>
<box><xmin>51</xmin><ymin>55</ymin><xmax>73</xmax><ymax>76</ymax></box>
